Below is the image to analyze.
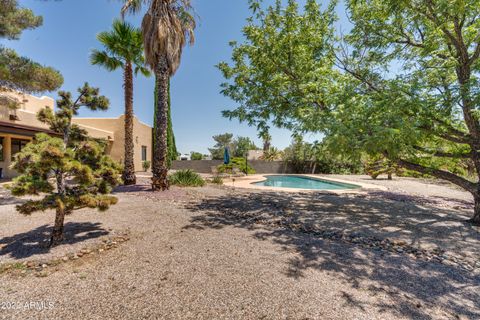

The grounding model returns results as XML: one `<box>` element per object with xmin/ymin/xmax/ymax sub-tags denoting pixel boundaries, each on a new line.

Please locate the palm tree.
<box><xmin>91</xmin><ymin>19</ymin><xmax>150</xmax><ymax>185</ymax></box>
<box><xmin>259</xmin><ymin>131</ymin><xmax>272</xmax><ymax>152</ymax></box>
<box><xmin>121</xmin><ymin>0</ymin><xmax>196</xmax><ymax>191</ymax></box>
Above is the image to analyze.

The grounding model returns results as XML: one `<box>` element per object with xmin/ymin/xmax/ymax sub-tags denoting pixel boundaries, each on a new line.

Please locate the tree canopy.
<box><xmin>219</xmin><ymin>0</ymin><xmax>480</xmax><ymax>223</ymax></box>
<box><xmin>9</xmin><ymin>83</ymin><xmax>120</xmax><ymax>245</ymax></box>
<box><xmin>0</xmin><ymin>0</ymin><xmax>63</xmax><ymax>105</ymax></box>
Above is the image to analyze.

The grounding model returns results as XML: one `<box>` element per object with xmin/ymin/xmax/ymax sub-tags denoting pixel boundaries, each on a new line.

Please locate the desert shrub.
<box><xmin>217</xmin><ymin>157</ymin><xmax>256</xmax><ymax>174</ymax></box>
<box><xmin>169</xmin><ymin>169</ymin><xmax>205</xmax><ymax>187</ymax></box>
<box><xmin>142</xmin><ymin>160</ymin><xmax>151</xmax><ymax>172</ymax></box>
<box><xmin>190</xmin><ymin>152</ymin><xmax>203</xmax><ymax>160</ymax></box>
<box><xmin>210</xmin><ymin>176</ymin><xmax>223</xmax><ymax>185</ymax></box>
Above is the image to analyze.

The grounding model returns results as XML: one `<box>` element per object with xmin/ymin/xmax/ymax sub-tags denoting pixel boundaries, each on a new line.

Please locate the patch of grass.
<box><xmin>210</xmin><ymin>176</ymin><xmax>223</xmax><ymax>185</ymax></box>
<box><xmin>169</xmin><ymin>170</ymin><xmax>205</xmax><ymax>187</ymax></box>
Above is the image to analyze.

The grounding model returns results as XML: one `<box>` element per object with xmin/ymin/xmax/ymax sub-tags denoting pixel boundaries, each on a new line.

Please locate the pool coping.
<box><xmin>223</xmin><ymin>174</ymin><xmax>388</xmax><ymax>194</ymax></box>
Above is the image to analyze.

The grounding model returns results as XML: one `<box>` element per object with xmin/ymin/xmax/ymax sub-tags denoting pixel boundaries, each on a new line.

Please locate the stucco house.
<box><xmin>0</xmin><ymin>92</ymin><xmax>152</xmax><ymax>179</ymax></box>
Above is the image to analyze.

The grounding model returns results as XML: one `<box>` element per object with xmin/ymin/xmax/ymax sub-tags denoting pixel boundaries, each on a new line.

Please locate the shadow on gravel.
<box><xmin>0</xmin><ymin>222</ymin><xmax>109</xmax><ymax>260</ymax></box>
<box><xmin>184</xmin><ymin>191</ymin><xmax>480</xmax><ymax>320</ymax></box>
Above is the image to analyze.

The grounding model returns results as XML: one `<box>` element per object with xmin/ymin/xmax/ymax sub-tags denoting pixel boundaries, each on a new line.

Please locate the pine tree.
<box><xmin>8</xmin><ymin>84</ymin><xmax>121</xmax><ymax>246</ymax></box>
<box><xmin>0</xmin><ymin>0</ymin><xmax>62</xmax><ymax>107</ymax></box>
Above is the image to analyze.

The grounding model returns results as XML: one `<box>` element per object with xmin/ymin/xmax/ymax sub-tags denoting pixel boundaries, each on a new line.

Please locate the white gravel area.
<box><xmin>0</xmin><ymin>176</ymin><xmax>479</xmax><ymax>319</ymax></box>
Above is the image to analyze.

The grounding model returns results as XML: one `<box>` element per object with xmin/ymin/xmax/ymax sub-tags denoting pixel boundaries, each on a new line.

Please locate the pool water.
<box><xmin>253</xmin><ymin>175</ymin><xmax>361</xmax><ymax>190</ymax></box>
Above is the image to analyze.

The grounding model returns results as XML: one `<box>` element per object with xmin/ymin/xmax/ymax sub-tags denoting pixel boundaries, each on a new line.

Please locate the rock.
<box><xmin>62</xmin><ymin>257</ymin><xmax>69</xmax><ymax>262</ymax></box>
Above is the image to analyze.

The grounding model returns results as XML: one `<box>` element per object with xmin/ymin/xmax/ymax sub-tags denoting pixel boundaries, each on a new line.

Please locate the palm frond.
<box><xmin>90</xmin><ymin>50</ymin><xmax>124</xmax><ymax>71</ymax></box>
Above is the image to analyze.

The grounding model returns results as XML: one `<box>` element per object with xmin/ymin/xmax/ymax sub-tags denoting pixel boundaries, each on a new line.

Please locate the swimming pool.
<box><xmin>253</xmin><ymin>175</ymin><xmax>361</xmax><ymax>190</ymax></box>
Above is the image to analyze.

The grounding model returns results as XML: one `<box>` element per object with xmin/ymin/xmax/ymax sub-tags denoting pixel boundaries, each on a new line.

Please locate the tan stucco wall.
<box><xmin>72</xmin><ymin>116</ymin><xmax>152</xmax><ymax>172</ymax></box>
<box><xmin>0</xmin><ymin>92</ymin><xmax>54</xmax><ymax>130</ymax></box>
<box><xmin>0</xmin><ymin>92</ymin><xmax>153</xmax><ymax>178</ymax></box>
<box><xmin>0</xmin><ymin>134</ymin><xmax>33</xmax><ymax>178</ymax></box>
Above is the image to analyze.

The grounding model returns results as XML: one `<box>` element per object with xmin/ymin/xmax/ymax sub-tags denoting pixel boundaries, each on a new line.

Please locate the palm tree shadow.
<box><xmin>184</xmin><ymin>190</ymin><xmax>480</xmax><ymax>319</ymax></box>
<box><xmin>0</xmin><ymin>222</ymin><xmax>109</xmax><ymax>260</ymax></box>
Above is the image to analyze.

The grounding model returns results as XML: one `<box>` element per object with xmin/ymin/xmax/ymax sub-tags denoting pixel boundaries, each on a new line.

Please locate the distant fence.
<box><xmin>171</xmin><ymin>160</ymin><xmax>294</xmax><ymax>174</ymax></box>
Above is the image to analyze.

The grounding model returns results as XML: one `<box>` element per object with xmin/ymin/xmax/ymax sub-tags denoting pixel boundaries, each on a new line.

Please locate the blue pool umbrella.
<box><xmin>224</xmin><ymin>147</ymin><xmax>230</xmax><ymax>164</ymax></box>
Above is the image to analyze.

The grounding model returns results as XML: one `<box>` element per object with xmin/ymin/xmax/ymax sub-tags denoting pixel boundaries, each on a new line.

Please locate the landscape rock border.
<box><xmin>0</xmin><ymin>233</ymin><xmax>130</xmax><ymax>278</ymax></box>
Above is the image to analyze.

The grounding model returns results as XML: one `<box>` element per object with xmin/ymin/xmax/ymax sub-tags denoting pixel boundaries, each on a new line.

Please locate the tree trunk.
<box><xmin>51</xmin><ymin>173</ymin><xmax>66</xmax><ymax>247</ymax></box>
<box><xmin>122</xmin><ymin>62</ymin><xmax>136</xmax><ymax>185</ymax></box>
<box><xmin>50</xmin><ymin>203</ymin><xmax>65</xmax><ymax>246</ymax></box>
<box><xmin>470</xmin><ymin>192</ymin><xmax>480</xmax><ymax>226</ymax></box>
<box><xmin>152</xmin><ymin>57</ymin><xmax>170</xmax><ymax>191</ymax></box>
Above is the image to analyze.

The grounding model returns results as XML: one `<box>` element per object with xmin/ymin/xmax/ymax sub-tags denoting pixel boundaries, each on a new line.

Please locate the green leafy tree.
<box><xmin>329</xmin><ymin>0</ymin><xmax>480</xmax><ymax>224</ymax></box>
<box><xmin>190</xmin><ymin>151</ymin><xmax>203</xmax><ymax>160</ymax></box>
<box><xmin>364</xmin><ymin>155</ymin><xmax>399</xmax><ymax>180</ymax></box>
<box><xmin>91</xmin><ymin>19</ymin><xmax>150</xmax><ymax>185</ymax></box>
<box><xmin>218</xmin><ymin>0</ymin><xmax>337</xmax><ymax>135</ymax></box>
<box><xmin>8</xmin><ymin>84</ymin><xmax>121</xmax><ymax>246</ymax></box>
<box><xmin>0</xmin><ymin>0</ymin><xmax>62</xmax><ymax>106</ymax></box>
<box><xmin>219</xmin><ymin>0</ymin><xmax>480</xmax><ymax>224</ymax></box>
<box><xmin>233</xmin><ymin>136</ymin><xmax>258</xmax><ymax>157</ymax></box>
<box><xmin>208</xmin><ymin>133</ymin><xmax>234</xmax><ymax>160</ymax></box>
<box><xmin>122</xmin><ymin>0</ymin><xmax>196</xmax><ymax>191</ymax></box>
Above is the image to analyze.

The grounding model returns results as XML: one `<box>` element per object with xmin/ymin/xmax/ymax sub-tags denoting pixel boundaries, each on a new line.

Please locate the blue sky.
<box><xmin>4</xmin><ymin>0</ymin><xmax>347</xmax><ymax>154</ymax></box>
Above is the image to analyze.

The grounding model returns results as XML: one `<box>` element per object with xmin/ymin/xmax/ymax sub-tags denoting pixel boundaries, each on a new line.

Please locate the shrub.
<box><xmin>169</xmin><ymin>169</ymin><xmax>205</xmax><ymax>187</ymax></box>
<box><xmin>210</xmin><ymin>176</ymin><xmax>223</xmax><ymax>185</ymax></box>
<box><xmin>217</xmin><ymin>157</ymin><xmax>256</xmax><ymax>174</ymax></box>
<box><xmin>142</xmin><ymin>160</ymin><xmax>151</xmax><ymax>172</ymax></box>
<box><xmin>190</xmin><ymin>152</ymin><xmax>203</xmax><ymax>160</ymax></box>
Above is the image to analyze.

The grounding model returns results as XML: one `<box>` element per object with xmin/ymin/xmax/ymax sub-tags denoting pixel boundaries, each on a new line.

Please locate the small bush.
<box><xmin>217</xmin><ymin>157</ymin><xmax>256</xmax><ymax>174</ymax></box>
<box><xmin>210</xmin><ymin>176</ymin><xmax>223</xmax><ymax>185</ymax></box>
<box><xmin>169</xmin><ymin>169</ymin><xmax>205</xmax><ymax>187</ymax></box>
<box><xmin>142</xmin><ymin>160</ymin><xmax>151</xmax><ymax>172</ymax></box>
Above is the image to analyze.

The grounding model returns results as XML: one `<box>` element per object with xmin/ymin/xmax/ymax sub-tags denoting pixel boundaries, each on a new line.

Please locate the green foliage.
<box><xmin>219</xmin><ymin>0</ymin><xmax>480</xmax><ymax>202</ymax></box>
<box><xmin>0</xmin><ymin>0</ymin><xmax>42</xmax><ymax>40</ymax></box>
<box><xmin>0</xmin><ymin>1</ymin><xmax>62</xmax><ymax>104</ymax></box>
<box><xmin>217</xmin><ymin>157</ymin><xmax>256</xmax><ymax>175</ymax></box>
<box><xmin>8</xmin><ymin>84</ymin><xmax>120</xmax><ymax>243</ymax></box>
<box><xmin>363</xmin><ymin>155</ymin><xmax>399</xmax><ymax>180</ymax></box>
<box><xmin>261</xmin><ymin>147</ymin><xmax>283</xmax><ymax>161</ymax></box>
<box><xmin>190</xmin><ymin>152</ymin><xmax>203</xmax><ymax>160</ymax></box>
<box><xmin>209</xmin><ymin>133</ymin><xmax>234</xmax><ymax>160</ymax></box>
<box><xmin>282</xmin><ymin>137</ymin><xmax>362</xmax><ymax>174</ymax></box>
<box><xmin>210</xmin><ymin>176</ymin><xmax>223</xmax><ymax>185</ymax></box>
<box><xmin>169</xmin><ymin>169</ymin><xmax>205</xmax><ymax>187</ymax></box>
<box><xmin>208</xmin><ymin>133</ymin><xmax>258</xmax><ymax>159</ymax></box>
<box><xmin>233</xmin><ymin>136</ymin><xmax>258</xmax><ymax>157</ymax></box>
<box><xmin>91</xmin><ymin>19</ymin><xmax>150</xmax><ymax>76</ymax></box>
<box><xmin>0</xmin><ymin>47</ymin><xmax>63</xmax><ymax>95</ymax></box>
<box><xmin>142</xmin><ymin>160</ymin><xmax>151</xmax><ymax>172</ymax></box>
<box><xmin>218</xmin><ymin>0</ymin><xmax>337</xmax><ymax>134</ymax></box>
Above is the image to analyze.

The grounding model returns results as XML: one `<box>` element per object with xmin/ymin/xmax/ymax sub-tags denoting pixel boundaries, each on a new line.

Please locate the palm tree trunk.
<box><xmin>152</xmin><ymin>57</ymin><xmax>170</xmax><ymax>191</ymax></box>
<box><xmin>122</xmin><ymin>61</ymin><xmax>136</xmax><ymax>185</ymax></box>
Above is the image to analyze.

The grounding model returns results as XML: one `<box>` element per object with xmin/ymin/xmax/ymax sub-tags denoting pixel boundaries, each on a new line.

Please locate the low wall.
<box><xmin>171</xmin><ymin>160</ymin><xmax>293</xmax><ymax>174</ymax></box>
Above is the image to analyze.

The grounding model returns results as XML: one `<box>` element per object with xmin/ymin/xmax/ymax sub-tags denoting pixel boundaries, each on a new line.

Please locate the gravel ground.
<box><xmin>0</xmin><ymin>176</ymin><xmax>479</xmax><ymax>319</ymax></box>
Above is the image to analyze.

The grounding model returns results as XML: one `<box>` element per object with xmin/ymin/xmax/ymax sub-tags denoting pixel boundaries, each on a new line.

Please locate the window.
<box><xmin>11</xmin><ymin>138</ymin><xmax>29</xmax><ymax>160</ymax></box>
<box><xmin>0</xmin><ymin>137</ymin><xmax>3</xmax><ymax>162</ymax></box>
<box><xmin>141</xmin><ymin>146</ymin><xmax>147</xmax><ymax>162</ymax></box>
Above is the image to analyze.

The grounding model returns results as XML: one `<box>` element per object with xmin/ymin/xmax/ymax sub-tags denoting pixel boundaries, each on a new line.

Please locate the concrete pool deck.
<box><xmin>224</xmin><ymin>174</ymin><xmax>388</xmax><ymax>193</ymax></box>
